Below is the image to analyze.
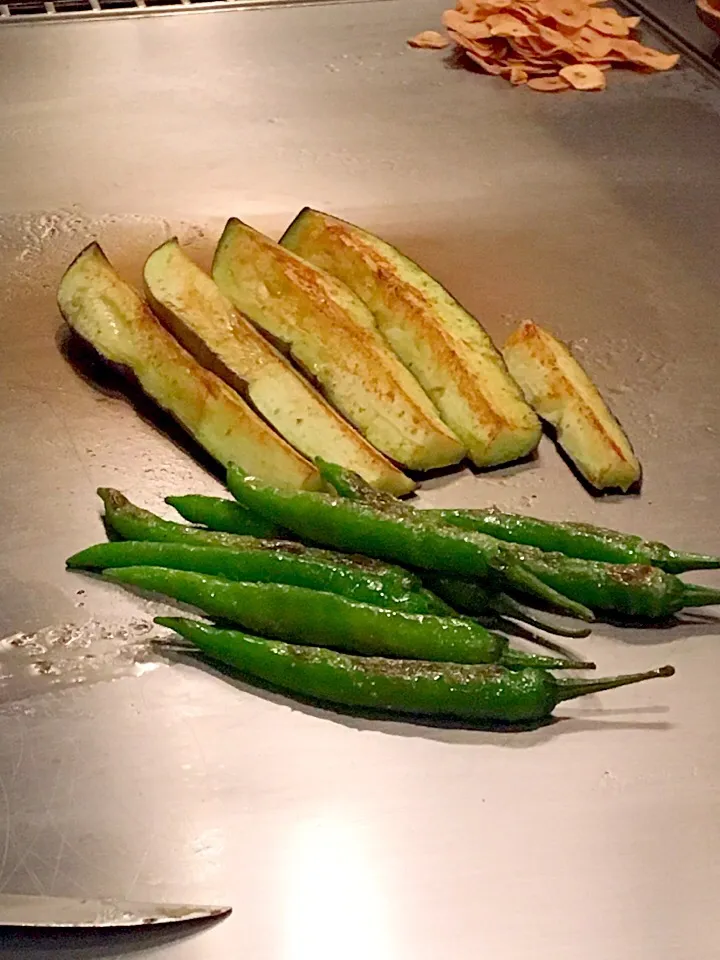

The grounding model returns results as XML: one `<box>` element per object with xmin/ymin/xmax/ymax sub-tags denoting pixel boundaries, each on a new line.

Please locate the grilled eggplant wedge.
<box><xmin>503</xmin><ymin>320</ymin><xmax>641</xmax><ymax>492</ymax></box>
<box><xmin>212</xmin><ymin>218</ymin><xmax>465</xmax><ymax>471</ymax></box>
<box><xmin>144</xmin><ymin>239</ymin><xmax>414</xmax><ymax>495</ymax></box>
<box><xmin>280</xmin><ymin>208</ymin><xmax>541</xmax><ymax>468</ymax></box>
<box><xmin>58</xmin><ymin>243</ymin><xmax>320</xmax><ymax>489</ymax></box>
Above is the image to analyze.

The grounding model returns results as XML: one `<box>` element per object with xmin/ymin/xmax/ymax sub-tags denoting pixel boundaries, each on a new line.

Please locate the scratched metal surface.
<box><xmin>1</xmin><ymin>3</ymin><xmax>720</xmax><ymax>958</ymax></box>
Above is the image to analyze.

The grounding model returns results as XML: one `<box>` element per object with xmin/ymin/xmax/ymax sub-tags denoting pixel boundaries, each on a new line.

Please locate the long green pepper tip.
<box><xmin>504</xmin><ymin>561</ymin><xmax>595</xmax><ymax>622</ymax></box>
<box><xmin>555</xmin><ymin>665</ymin><xmax>675</xmax><ymax>703</ymax></box>
<box><xmin>494</xmin><ymin>595</ymin><xmax>593</xmax><ymax>639</ymax></box>
<box><xmin>665</xmin><ymin>551</ymin><xmax>720</xmax><ymax>574</ymax></box>
<box><xmin>501</xmin><ymin>649</ymin><xmax>596</xmax><ymax>671</ymax></box>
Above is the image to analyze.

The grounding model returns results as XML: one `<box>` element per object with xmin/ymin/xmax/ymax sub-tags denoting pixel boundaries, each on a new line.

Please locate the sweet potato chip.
<box><xmin>510</xmin><ymin>65</ymin><xmax>530</xmax><ymax>83</ymax></box>
<box><xmin>443</xmin><ymin>9</ymin><xmax>493</xmax><ymax>36</ymax></box>
<box><xmin>458</xmin><ymin>0</ymin><xmax>512</xmax><ymax>14</ymax></box>
<box><xmin>612</xmin><ymin>40</ymin><xmax>680</xmax><ymax>70</ymax></box>
<box><xmin>527</xmin><ymin>74</ymin><xmax>571</xmax><ymax>90</ymax></box>
<box><xmin>412</xmin><ymin>0</ymin><xmax>679</xmax><ymax>90</ymax></box>
<box><xmin>485</xmin><ymin>12</ymin><xmax>533</xmax><ymax>37</ymax></box>
<box><xmin>407</xmin><ymin>30</ymin><xmax>450</xmax><ymax>48</ymax></box>
<box><xmin>466</xmin><ymin>50</ymin><xmax>511</xmax><ymax>73</ymax></box>
<box><xmin>537</xmin><ymin>0</ymin><xmax>590</xmax><ymax>30</ymax></box>
<box><xmin>449</xmin><ymin>28</ymin><xmax>505</xmax><ymax>56</ymax></box>
<box><xmin>559</xmin><ymin>62</ymin><xmax>606</xmax><ymax>89</ymax></box>
<box><xmin>536</xmin><ymin>23</ymin><xmax>575</xmax><ymax>52</ymax></box>
<box><xmin>589</xmin><ymin>7</ymin><xmax>629</xmax><ymax>37</ymax></box>
<box><xmin>573</xmin><ymin>26</ymin><xmax>612</xmax><ymax>59</ymax></box>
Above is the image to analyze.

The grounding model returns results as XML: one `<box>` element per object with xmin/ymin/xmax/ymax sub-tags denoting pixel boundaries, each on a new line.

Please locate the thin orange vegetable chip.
<box><xmin>466</xmin><ymin>51</ymin><xmax>510</xmax><ymax>74</ymax></box>
<box><xmin>411</xmin><ymin>0</ymin><xmax>680</xmax><ymax>91</ymax></box>
<box><xmin>510</xmin><ymin>65</ymin><xmax>530</xmax><ymax>83</ymax></box>
<box><xmin>407</xmin><ymin>30</ymin><xmax>450</xmax><ymax>48</ymax></box>
<box><xmin>612</xmin><ymin>39</ymin><xmax>680</xmax><ymax>70</ymax></box>
<box><xmin>573</xmin><ymin>26</ymin><xmax>612</xmax><ymax>59</ymax></box>
<box><xmin>485</xmin><ymin>12</ymin><xmax>533</xmax><ymax>37</ymax></box>
<box><xmin>537</xmin><ymin>0</ymin><xmax>590</xmax><ymax>30</ymax></box>
<box><xmin>442</xmin><ymin>9</ymin><xmax>493</xmax><ymax>38</ymax></box>
<box><xmin>589</xmin><ymin>6</ymin><xmax>630</xmax><ymax>37</ymax></box>
<box><xmin>527</xmin><ymin>74</ymin><xmax>571</xmax><ymax>91</ymax></box>
<box><xmin>559</xmin><ymin>63</ymin><xmax>607</xmax><ymax>89</ymax></box>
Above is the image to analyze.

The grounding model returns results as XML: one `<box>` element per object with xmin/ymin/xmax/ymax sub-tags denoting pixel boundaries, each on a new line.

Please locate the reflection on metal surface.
<box><xmin>0</xmin><ymin>620</ymin><xmax>169</xmax><ymax>704</ymax></box>
<box><xmin>283</xmin><ymin>815</ymin><xmax>393</xmax><ymax>960</ymax></box>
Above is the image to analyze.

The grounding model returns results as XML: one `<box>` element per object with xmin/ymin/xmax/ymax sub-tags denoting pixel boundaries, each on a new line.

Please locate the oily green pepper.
<box><xmin>510</xmin><ymin>547</ymin><xmax>720</xmax><ymax>619</ymax></box>
<box><xmin>318</xmin><ymin>458</ymin><xmax>400</xmax><ymax>511</ymax></box>
<box><xmin>67</xmin><ymin>540</ymin><xmax>451</xmax><ymax>614</ymax></box>
<box><xmin>426</xmin><ymin>576</ymin><xmax>591</xmax><ymax>639</ymax></box>
<box><xmin>98</xmin><ymin>488</ymin><xmax>423</xmax><ymax>597</ymax></box>
<box><xmin>317</xmin><ymin>461</ymin><xmax>592</xmax><ymax>638</ymax></box>
<box><xmin>99</xmin><ymin>490</ymin><xmax>595</xmax><ymax>636</ymax></box>
<box><xmin>226</xmin><ymin>467</ymin><xmax>595</xmax><ymax>621</ymax></box>
<box><xmin>318</xmin><ymin>458</ymin><xmax>720</xmax><ymax>574</ymax></box>
<box><xmin>104</xmin><ymin>566</ymin><xmax>591</xmax><ymax>670</ymax></box>
<box><xmin>166</xmin><ymin>494</ymin><xmax>287</xmax><ymax>539</ymax></box>
<box><xmin>157</xmin><ymin>617</ymin><xmax>674</xmax><ymax>725</ymax></box>
<box><xmin>99</xmin><ymin>487</ymin><xmax>268</xmax><ymax>549</ymax></box>
<box><xmin>316</xmin><ymin>462</ymin><xmax>720</xmax><ymax>620</ymax></box>
<box><xmin>433</xmin><ymin>509</ymin><xmax>720</xmax><ymax>574</ymax></box>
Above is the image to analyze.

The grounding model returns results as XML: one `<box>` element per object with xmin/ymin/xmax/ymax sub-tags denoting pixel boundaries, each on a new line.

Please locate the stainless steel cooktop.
<box><xmin>1</xmin><ymin>3</ymin><xmax>719</xmax><ymax>958</ymax></box>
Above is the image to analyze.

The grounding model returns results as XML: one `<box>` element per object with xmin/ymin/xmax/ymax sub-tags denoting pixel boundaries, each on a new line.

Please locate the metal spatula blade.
<box><xmin>0</xmin><ymin>893</ymin><xmax>231</xmax><ymax>928</ymax></box>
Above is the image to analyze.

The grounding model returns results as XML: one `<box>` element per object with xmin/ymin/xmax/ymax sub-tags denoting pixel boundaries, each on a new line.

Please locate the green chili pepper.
<box><xmin>430</xmin><ymin>509</ymin><xmax>720</xmax><ymax>574</ymax></box>
<box><xmin>318</xmin><ymin>458</ymin><xmax>400</xmax><ymax>511</ymax></box>
<box><xmin>318</xmin><ymin>458</ymin><xmax>720</xmax><ymax>574</ymax></box>
<box><xmin>104</xmin><ymin>566</ymin><xmax>590</xmax><ymax>670</ymax></box>
<box><xmin>315</xmin><ymin>463</ymin><xmax>720</xmax><ymax>620</ymax></box>
<box><xmin>165</xmin><ymin>494</ymin><xmax>287</xmax><ymax>539</ymax></box>
<box><xmin>99</xmin><ymin>487</ymin><xmax>268</xmax><ymax>549</ymax></box>
<box><xmin>510</xmin><ymin>547</ymin><xmax>720</xmax><ymax>619</ymax></box>
<box><xmin>98</xmin><ymin>488</ymin><xmax>423</xmax><ymax>596</ymax></box>
<box><xmin>425</xmin><ymin>576</ymin><xmax>591</xmax><ymax>639</ymax></box>
<box><xmin>226</xmin><ymin>467</ymin><xmax>595</xmax><ymax>622</ymax></box>
<box><xmin>317</xmin><ymin>461</ymin><xmax>592</xmax><ymax>639</ymax></box>
<box><xmin>157</xmin><ymin>617</ymin><xmax>674</xmax><ymax>725</ymax></box>
<box><xmin>68</xmin><ymin>540</ymin><xmax>450</xmax><ymax>615</ymax></box>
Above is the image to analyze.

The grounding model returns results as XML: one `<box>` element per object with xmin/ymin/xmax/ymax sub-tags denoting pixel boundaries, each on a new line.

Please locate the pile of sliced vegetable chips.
<box><xmin>408</xmin><ymin>0</ymin><xmax>679</xmax><ymax>91</ymax></box>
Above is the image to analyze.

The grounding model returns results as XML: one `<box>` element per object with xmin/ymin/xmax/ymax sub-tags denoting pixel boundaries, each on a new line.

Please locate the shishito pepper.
<box><xmin>226</xmin><ymin>466</ymin><xmax>595</xmax><ymax>621</ymax></box>
<box><xmin>316</xmin><ymin>460</ymin><xmax>591</xmax><ymax>638</ymax></box>
<box><xmin>99</xmin><ymin>487</ymin><xmax>270</xmax><ymax>548</ymax></box>
<box><xmin>67</xmin><ymin>540</ymin><xmax>448</xmax><ymax>615</ymax></box>
<box><xmin>425</xmin><ymin>576</ymin><xmax>591</xmax><ymax>639</ymax></box>
<box><xmin>98</xmin><ymin>488</ymin><xmax>424</xmax><ymax>597</ymax></box>
<box><xmin>103</xmin><ymin>566</ymin><xmax>591</xmax><ymax>670</ymax></box>
<box><xmin>316</xmin><ymin>462</ymin><xmax>720</xmax><ymax>620</ymax></box>
<box><xmin>165</xmin><ymin>494</ymin><xmax>287</xmax><ymax>539</ymax></box>
<box><xmin>157</xmin><ymin>617</ymin><xmax>674</xmax><ymax>725</ymax></box>
<box><xmin>429</xmin><ymin>509</ymin><xmax>720</xmax><ymax>574</ymax></box>
<box><xmin>507</xmin><ymin>547</ymin><xmax>720</xmax><ymax>619</ymax></box>
<box><xmin>159</xmin><ymin>482</ymin><xmax>589</xmax><ymax>641</ymax></box>
<box><xmin>98</xmin><ymin>490</ymin><xmax>594</xmax><ymax>638</ymax></box>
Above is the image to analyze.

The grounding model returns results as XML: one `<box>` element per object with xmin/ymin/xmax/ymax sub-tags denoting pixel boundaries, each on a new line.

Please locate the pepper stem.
<box><xmin>681</xmin><ymin>583</ymin><xmax>720</xmax><ymax>609</ymax></box>
<box><xmin>503</xmin><ymin>562</ymin><xmax>595</xmax><ymax>622</ymax></box>
<box><xmin>554</xmin><ymin>665</ymin><xmax>675</xmax><ymax>702</ymax></box>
